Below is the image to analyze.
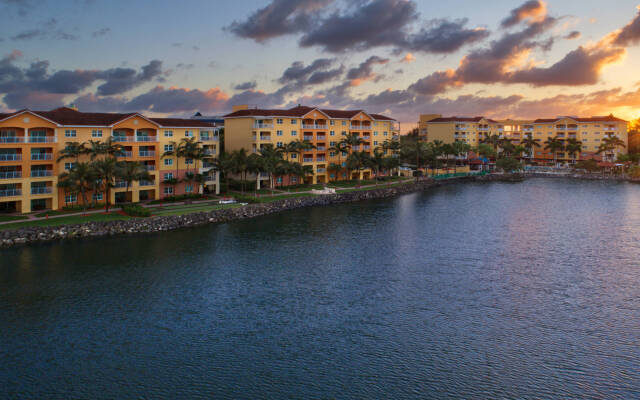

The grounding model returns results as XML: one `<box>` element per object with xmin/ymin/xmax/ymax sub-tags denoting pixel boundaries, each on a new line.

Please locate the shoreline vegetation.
<box><xmin>0</xmin><ymin>171</ymin><xmax>633</xmax><ymax>249</ymax></box>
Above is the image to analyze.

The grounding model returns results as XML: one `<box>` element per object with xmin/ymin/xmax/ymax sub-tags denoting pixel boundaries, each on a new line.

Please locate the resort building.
<box><xmin>0</xmin><ymin>107</ymin><xmax>219</xmax><ymax>214</ymax></box>
<box><xmin>419</xmin><ymin>114</ymin><xmax>628</xmax><ymax>163</ymax></box>
<box><xmin>224</xmin><ymin>105</ymin><xmax>400</xmax><ymax>185</ymax></box>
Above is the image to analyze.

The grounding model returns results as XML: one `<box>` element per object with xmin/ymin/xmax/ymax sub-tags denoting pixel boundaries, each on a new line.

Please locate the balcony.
<box><xmin>362</xmin><ymin>135</ymin><xmax>371</xmax><ymax>140</ymax></box>
<box><xmin>302</xmin><ymin>124</ymin><xmax>327</xmax><ymax>129</ymax></box>
<box><xmin>363</xmin><ymin>146</ymin><xmax>371</xmax><ymax>150</ymax></box>
<box><xmin>117</xmin><ymin>151</ymin><xmax>133</xmax><ymax>158</ymax></box>
<box><xmin>28</xmin><ymin>136</ymin><xmax>56</xmax><ymax>143</ymax></box>
<box><xmin>316</xmin><ymin>157</ymin><xmax>326</xmax><ymax>162</ymax></box>
<box><xmin>352</xmin><ymin>146</ymin><xmax>361</xmax><ymax>151</ymax></box>
<box><xmin>478</xmin><ymin>127</ymin><xmax>489</xmax><ymax>131</ymax></box>
<box><xmin>200</xmin><ymin>136</ymin><xmax>218</xmax><ymax>142</ymax></box>
<box><xmin>303</xmin><ymin>136</ymin><xmax>314</xmax><ymax>141</ymax></box>
<box><xmin>259</xmin><ymin>135</ymin><xmax>271</xmax><ymax>141</ymax></box>
<box><xmin>145</xmin><ymin>165</ymin><xmax>156</xmax><ymax>171</ymax></box>
<box><xmin>115</xmin><ymin>181</ymin><xmax>127</xmax><ymax>188</ymax></box>
<box><xmin>0</xmin><ymin>189</ymin><xmax>20</xmax><ymax>197</ymax></box>
<box><xmin>253</xmin><ymin>123</ymin><xmax>273</xmax><ymax>129</ymax></box>
<box><xmin>139</xmin><ymin>151</ymin><xmax>155</xmax><ymax>157</ymax></box>
<box><xmin>31</xmin><ymin>170</ymin><xmax>53</xmax><ymax>177</ymax></box>
<box><xmin>31</xmin><ymin>153</ymin><xmax>52</xmax><ymax>161</ymax></box>
<box><xmin>139</xmin><ymin>180</ymin><xmax>155</xmax><ymax>187</ymax></box>
<box><xmin>0</xmin><ymin>136</ymin><xmax>24</xmax><ymax>143</ymax></box>
<box><xmin>316</xmin><ymin>146</ymin><xmax>326</xmax><ymax>151</ymax></box>
<box><xmin>0</xmin><ymin>154</ymin><xmax>21</xmax><ymax>161</ymax></box>
<box><xmin>317</xmin><ymin>168</ymin><xmax>326</xmax><ymax>173</ymax></box>
<box><xmin>350</xmin><ymin>124</ymin><xmax>371</xmax><ymax>130</ymax></box>
<box><xmin>203</xmin><ymin>150</ymin><xmax>216</xmax><ymax>156</ymax></box>
<box><xmin>31</xmin><ymin>187</ymin><xmax>52</xmax><ymax>195</ymax></box>
<box><xmin>0</xmin><ymin>171</ymin><xmax>21</xmax><ymax>179</ymax></box>
<box><xmin>136</xmin><ymin>136</ymin><xmax>157</xmax><ymax>142</ymax></box>
<box><xmin>112</xmin><ymin>136</ymin><xmax>135</xmax><ymax>143</ymax></box>
<box><xmin>303</xmin><ymin>157</ymin><xmax>313</xmax><ymax>163</ymax></box>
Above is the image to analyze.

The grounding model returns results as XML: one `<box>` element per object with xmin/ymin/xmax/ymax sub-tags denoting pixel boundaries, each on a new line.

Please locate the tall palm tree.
<box><xmin>117</xmin><ymin>161</ymin><xmax>151</xmax><ymax>201</ymax></box>
<box><xmin>346</xmin><ymin>151</ymin><xmax>370</xmax><ymax>184</ymax></box>
<box><xmin>368</xmin><ymin>148</ymin><xmax>386</xmax><ymax>184</ymax></box>
<box><xmin>258</xmin><ymin>144</ymin><xmax>284</xmax><ymax>193</ymax></box>
<box><xmin>209</xmin><ymin>151</ymin><xmax>236</xmax><ymax>193</ymax></box>
<box><xmin>161</xmin><ymin>140</ymin><xmax>181</xmax><ymax>193</ymax></box>
<box><xmin>231</xmin><ymin>149</ymin><xmax>249</xmax><ymax>191</ymax></box>
<box><xmin>93</xmin><ymin>158</ymin><xmax>119</xmax><ymax>212</ymax></box>
<box><xmin>451</xmin><ymin>141</ymin><xmax>472</xmax><ymax>173</ymax></box>
<box><xmin>521</xmin><ymin>136</ymin><xmax>541</xmax><ymax>162</ymax></box>
<box><xmin>328</xmin><ymin>140</ymin><xmax>348</xmax><ymax>180</ymax></box>
<box><xmin>544</xmin><ymin>136</ymin><xmax>565</xmax><ymax>165</ymax></box>
<box><xmin>277</xmin><ymin>142</ymin><xmax>299</xmax><ymax>162</ymax></box>
<box><xmin>57</xmin><ymin>141</ymin><xmax>86</xmax><ymax>163</ymax></box>
<box><xmin>327</xmin><ymin>162</ymin><xmax>342</xmax><ymax>182</ymax></box>
<box><xmin>481</xmin><ymin>134</ymin><xmax>501</xmax><ymax>152</ymax></box>
<box><xmin>565</xmin><ymin>138</ymin><xmax>583</xmax><ymax>163</ymax></box>
<box><xmin>598</xmin><ymin>135</ymin><xmax>626</xmax><ymax>162</ymax></box>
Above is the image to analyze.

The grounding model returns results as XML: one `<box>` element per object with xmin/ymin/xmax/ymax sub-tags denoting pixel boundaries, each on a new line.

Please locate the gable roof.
<box><xmin>0</xmin><ymin>107</ymin><xmax>216</xmax><ymax>128</ymax></box>
<box><xmin>534</xmin><ymin>115</ymin><xmax>627</xmax><ymax>123</ymax></box>
<box><xmin>223</xmin><ymin>105</ymin><xmax>396</xmax><ymax>121</ymax></box>
<box><xmin>428</xmin><ymin>116</ymin><xmax>496</xmax><ymax>123</ymax></box>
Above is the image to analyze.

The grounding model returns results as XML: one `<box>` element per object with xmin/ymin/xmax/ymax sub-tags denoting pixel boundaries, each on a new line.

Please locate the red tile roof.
<box><xmin>0</xmin><ymin>107</ymin><xmax>216</xmax><ymax>128</ymax></box>
<box><xmin>534</xmin><ymin>115</ymin><xmax>627</xmax><ymax>123</ymax></box>
<box><xmin>223</xmin><ymin>105</ymin><xmax>396</xmax><ymax>121</ymax></box>
<box><xmin>428</xmin><ymin>116</ymin><xmax>496</xmax><ymax>123</ymax></box>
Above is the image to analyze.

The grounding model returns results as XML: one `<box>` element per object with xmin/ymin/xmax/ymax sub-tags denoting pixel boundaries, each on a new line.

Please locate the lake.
<box><xmin>1</xmin><ymin>178</ymin><xmax>639</xmax><ymax>399</ymax></box>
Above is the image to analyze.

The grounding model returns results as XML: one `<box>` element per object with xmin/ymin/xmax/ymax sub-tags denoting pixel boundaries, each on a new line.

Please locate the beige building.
<box><xmin>419</xmin><ymin>114</ymin><xmax>628</xmax><ymax>163</ymax></box>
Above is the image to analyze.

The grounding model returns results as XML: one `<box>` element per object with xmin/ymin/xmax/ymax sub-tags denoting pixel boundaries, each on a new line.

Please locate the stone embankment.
<box><xmin>524</xmin><ymin>172</ymin><xmax>632</xmax><ymax>182</ymax></box>
<box><xmin>0</xmin><ymin>174</ymin><xmax>522</xmax><ymax>249</ymax></box>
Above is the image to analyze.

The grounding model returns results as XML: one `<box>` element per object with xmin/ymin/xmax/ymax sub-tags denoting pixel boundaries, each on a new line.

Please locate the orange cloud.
<box><xmin>402</xmin><ymin>53</ymin><xmax>415</xmax><ymax>63</ymax></box>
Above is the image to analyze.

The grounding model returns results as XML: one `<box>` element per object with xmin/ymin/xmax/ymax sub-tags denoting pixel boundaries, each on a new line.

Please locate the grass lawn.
<box><xmin>151</xmin><ymin>203</ymin><xmax>242</xmax><ymax>216</ymax></box>
<box><xmin>236</xmin><ymin>192</ymin><xmax>315</xmax><ymax>203</ymax></box>
<box><xmin>0</xmin><ymin>214</ymin><xmax>29</xmax><ymax>222</ymax></box>
<box><xmin>33</xmin><ymin>206</ymin><xmax>108</xmax><ymax>218</ymax></box>
<box><xmin>0</xmin><ymin>213</ymin><xmax>131</xmax><ymax>231</ymax></box>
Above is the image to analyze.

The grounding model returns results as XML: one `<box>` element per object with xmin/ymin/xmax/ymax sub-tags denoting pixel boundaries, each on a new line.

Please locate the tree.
<box><xmin>481</xmin><ymin>134</ymin><xmax>501</xmax><ymax>151</ymax></box>
<box><xmin>346</xmin><ymin>151</ymin><xmax>370</xmax><ymax>184</ymax></box>
<box><xmin>57</xmin><ymin>141</ymin><xmax>86</xmax><ymax>163</ymax></box>
<box><xmin>327</xmin><ymin>162</ymin><xmax>342</xmax><ymax>182</ymax></box>
<box><xmin>93</xmin><ymin>158</ymin><xmax>119</xmax><ymax>212</ymax></box>
<box><xmin>161</xmin><ymin>140</ymin><xmax>181</xmax><ymax>193</ymax></box>
<box><xmin>451</xmin><ymin>141</ymin><xmax>472</xmax><ymax>172</ymax></box>
<box><xmin>278</xmin><ymin>142</ymin><xmax>299</xmax><ymax>162</ymax></box>
<box><xmin>230</xmin><ymin>149</ymin><xmax>250</xmax><ymax>191</ymax></box>
<box><xmin>258</xmin><ymin>144</ymin><xmax>284</xmax><ymax>193</ymax></box>
<box><xmin>180</xmin><ymin>137</ymin><xmax>203</xmax><ymax>176</ymax></box>
<box><xmin>565</xmin><ymin>138</ymin><xmax>583</xmax><ymax>163</ymax></box>
<box><xmin>60</xmin><ymin>162</ymin><xmax>97</xmax><ymax>211</ymax></box>
<box><xmin>496</xmin><ymin>157</ymin><xmax>522</xmax><ymax>172</ymax></box>
<box><xmin>598</xmin><ymin>135</ymin><xmax>626</xmax><ymax>162</ymax></box>
<box><xmin>117</xmin><ymin>161</ymin><xmax>151</xmax><ymax>201</ymax></box>
<box><xmin>182</xmin><ymin>172</ymin><xmax>205</xmax><ymax>194</ymax></box>
<box><xmin>209</xmin><ymin>151</ymin><xmax>236</xmax><ymax>193</ymax></box>
<box><xmin>368</xmin><ymin>148</ymin><xmax>387</xmax><ymax>184</ymax></box>
<box><xmin>521</xmin><ymin>136</ymin><xmax>541</xmax><ymax>162</ymax></box>
<box><xmin>544</xmin><ymin>136</ymin><xmax>565</xmax><ymax>165</ymax></box>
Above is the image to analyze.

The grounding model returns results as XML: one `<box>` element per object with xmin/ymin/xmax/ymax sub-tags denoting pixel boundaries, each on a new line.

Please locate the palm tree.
<box><xmin>346</xmin><ymin>151</ymin><xmax>370</xmax><ymax>184</ymax></box>
<box><xmin>328</xmin><ymin>140</ymin><xmax>348</xmax><ymax>180</ymax></box>
<box><xmin>117</xmin><ymin>161</ymin><xmax>151</xmax><ymax>201</ymax></box>
<box><xmin>209</xmin><ymin>151</ymin><xmax>236</xmax><ymax>193</ymax></box>
<box><xmin>278</xmin><ymin>142</ymin><xmax>299</xmax><ymax>162</ymax></box>
<box><xmin>181</xmin><ymin>172</ymin><xmax>204</xmax><ymax>195</ymax></box>
<box><xmin>93</xmin><ymin>158</ymin><xmax>119</xmax><ymax>212</ymax></box>
<box><xmin>57</xmin><ymin>141</ymin><xmax>86</xmax><ymax>163</ymax></box>
<box><xmin>521</xmin><ymin>136</ymin><xmax>541</xmax><ymax>162</ymax></box>
<box><xmin>86</xmin><ymin>137</ymin><xmax>123</xmax><ymax>160</ymax></box>
<box><xmin>451</xmin><ymin>141</ymin><xmax>472</xmax><ymax>173</ymax></box>
<box><xmin>327</xmin><ymin>162</ymin><xmax>342</xmax><ymax>182</ymax></box>
<box><xmin>289</xmin><ymin>162</ymin><xmax>313</xmax><ymax>186</ymax></box>
<box><xmin>180</xmin><ymin>137</ymin><xmax>203</xmax><ymax>177</ymax></box>
<box><xmin>481</xmin><ymin>134</ymin><xmax>501</xmax><ymax>152</ymax></box>
<box><xmin>258</xmin><ymin>144</ymin><xmax>283</xmax><ymax>194</ymax></box>
<box><xmin>343</xmin><ymin>133</ymin><xmax>365</xmax><ymax>155</ymax></box>
<box><xmin>58</xmin><ymin>162</ymin><xmax>97</xmax><ymax>211</ymax></box>
<box><xmin>598</xmin><ymin>135</ymin><xmax>626</xmax><ymax>162</ymax></box>
<box><xmin>291</xmin><ymin>139</ymin><xmax>316</xmax><ymax>162</ymax></box>
<box><xmin>161</xmin><ymin>140</ymin><xmax>181</xmax><ymax>193</ymax></box>
<box><xmin>368</xmin><ymin>148</ymin><xmax>386</xmax><ymax>184</ymax></box>
<box><xmin>231</xmin><ymin>149</ymin><xmax>249</xmax><ymax>191</ymax></box>
<box><xmin>565</xmin><ymin>138</ymin><xmax>583</xmax><ymax>163</ymax></box>
<box><xmin>544</xmin><ymin>136</ymin><xmax>565</xmax><ymax>165</ymax></box>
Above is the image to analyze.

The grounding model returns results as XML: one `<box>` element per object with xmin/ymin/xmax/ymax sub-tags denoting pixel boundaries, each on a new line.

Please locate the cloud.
<box><xmin>277</xmin><ymin>58</ymin><xmax>343</xmax><ymax>86</ymax></box>
<box><xmin>0</xmin><ymin>54</ymin><xmax>166</xmax><ymax>109</ymax></box>
<box><xmin>346</xmin><ymin>55</ymin><xmax>389</xmax><ymax>85</ymax></box>
<box><xmin>564</xmin><ymin>30</ymin><xmax>581</xmax><ymax>40</ymax></box>
<box><xmin>501</xmin><ymin>0</ymin><xmax>547</xmax><ymax>28</ymax></box>
<box><xmin>299</xmin><ymin>0</ymin><xmax>418</xmax><ymax>52</ymax></box>
<box><xmin>613</xmin><ymin>7</ymin><xmax>640</xmax><ymax>46</ymax></box>
<box><xmin>0</xmin><ymin>0</ymin><xmax>32</xmax><ymax>16</ymax></box>
<box><xmin>401</xmin><ymin>53</ymin><xmax>415</xmax><ymax>63</ymax></box>
<box><xmin>402</xmin><ymin>18</ymin><xmax>489</xmax><ymax>54</ymax></box>
<box><xmin>225</xmin><ymin>0</ymin><xmax>333</xmax><ymax>42</ymax></box>
<box><xmin>11</xmin><ymin>18</ymin><xmax>77</xmax><ymax>41</ymax></box>
<box><xmin>91</xmin><ymin>27</ymin><xmax>110</xmax><ymax>37</ymax></box>
<box><xmin>234</xmin><ymin>80</ymin><xmax>257</xmax><ymax>90</ymax></box>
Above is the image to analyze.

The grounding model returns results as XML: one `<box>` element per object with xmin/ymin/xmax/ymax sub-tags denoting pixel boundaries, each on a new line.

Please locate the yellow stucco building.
<box><xmin>224</xmin><ymin>105</ymin><xmax>399</xmax><ymax>185</ymax></box>
<box><xmin>0</xmin><ymin>107</ymin><xmax>219</xmax><ymax>214</ymax></box>
<box><xmin>419</xmin><ymin>114</ymin><xmax>628</xmax><ymax>162</ymax></box>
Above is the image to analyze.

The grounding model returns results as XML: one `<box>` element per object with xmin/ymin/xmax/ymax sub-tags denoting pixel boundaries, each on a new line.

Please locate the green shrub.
<box><xmin>148</xmin><ymin>194</ymin><xmax>208</xmax><ymax>204</ymax></box>
<box><xmin>574</xmin><ymin>159</ymin><xmax>600</xmax><ymax>172</ymax></box>
<box><xmin>122</xmin><ymin>204</ymin><xmax>151</xmax><ymax>217</ymax></box>
<box><xmin>496</xmin><ymin>157</ymin><xmax>523</xmax><ymax>172</ymax></box>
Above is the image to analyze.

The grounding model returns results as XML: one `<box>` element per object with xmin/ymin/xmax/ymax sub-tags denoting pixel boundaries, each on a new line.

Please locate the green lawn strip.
<box><xmin>0</xmin><ymin>214</ymin><xmax>29</xmax><ymax>222</ymax></box>
<box><xmin>152</xmin><ymin>203</ymin><xmax>242</xmax><ymax>216</ymax></box>
<box><xmin>33</xmin><ymin>207</ymin><xmax>108</xmax><ymax>218</ymax></box>
<box><xmin>335</xmin><ymin>182</ymin><xmax>407</xmax><ymax>193</ymax></box>
<box><xmin>0</xmin><ymin>213</ymin><xmax>131</xmax><ymax>231</ymax></box>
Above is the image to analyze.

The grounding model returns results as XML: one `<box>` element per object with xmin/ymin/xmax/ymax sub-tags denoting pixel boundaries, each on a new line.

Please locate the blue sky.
<box><xmin>2</xmin><ymin>0</ymin><xmax>640</xmax><ymax>128</ymax></box>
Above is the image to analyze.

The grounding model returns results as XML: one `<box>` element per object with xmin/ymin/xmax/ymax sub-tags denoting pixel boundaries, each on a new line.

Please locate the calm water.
<box><xmin>1</xmin><ymin>178</ymin><xmax>639</xmax><ymax>399</ymax></box>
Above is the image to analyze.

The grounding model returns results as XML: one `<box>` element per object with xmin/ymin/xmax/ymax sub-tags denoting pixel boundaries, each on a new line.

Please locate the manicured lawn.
<box><xmin>0</xmin><ymin>213</ymin><xmax>131</xmax><ymax>231</ymax></box>
<box><xmin>33</xmin><ymin>206</ymin><xmax>107</xmax><ymax>218</ymax></box>
<box><xmin>0</xmin><ymin>214</ymin><xmax>29</xmax><ymax>222</ymax></box>
<box><xmin>151</xmin><ymin>203</ymin><xmax>242</xmax><ymax>216</ymax></box>
<box><xmin>235</xmin><ymin>193</ymin><xmax>315</xmax><ymax>203</ymax></box>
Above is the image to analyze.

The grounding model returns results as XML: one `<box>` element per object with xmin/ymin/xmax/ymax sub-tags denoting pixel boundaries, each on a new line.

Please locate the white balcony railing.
<box><xmin>0</xmin><ymin>154</ymin><xmax>21</xmax><ymax>161</ymax></box>
<box><xmin>204</xmin><ymin>150</ymin><xmax>216</xmax><ymax>156</ymax></box>
<box><xmin>31</xmin><ymin>187</ymin><xmax>52</xmax><ymax>195</ymax></box>
<box><xmin>253</xmin><ymin>123</ymin><xmax>273</xmax><ymax>129</ymax></box>
<box><xmin>316</xmin><ymin>157</ymin><xmax>326</xmax><ymax>162</ymax></box>
<box><xmin>0</xmin><ymin>171</ymin><xmax>21</xmax><ymax>179</ymax></box>
<box><xmin>200</xmin><ymin>136</ymin><xmax>218</xmax><ymax>142</ymax></box>
<box><xmin>139</xmin><ymin>180</ymin><xmax>155</xmax><ymax>187</ymax></box>
<box><xmin>0</xmin><ymin>137</ymin><xmax>24</xmax><ymax>143</ymax></box>
<box><xmin>28</xmin><ymin>136</ymin><xmax>56</xmax><ymax>143</ymax></box>
<box><xmin>302</xmin><ymin>124</ymin><xmax>327</xmax><ymax>129</ymax></box>
<box><xmin>259</xmin><ymin>135</ymin><xmax>271</xmax><ymax>141</ymax></box>
<box><xmin>31</xmin><ymin>170</ymin><xmax>53</xmax><ymax>177</ymax></box>
<box><xmin>136</xmin><ymin>136</ymin><xmax>157</xmax><ymax>142</ymax></box>
<box><xmin>31</xmin><ymin>153</ymin><xmax>52</xmax><ymax>161</ymax></box>
<box><xmin>145</xmin><ymin>165</ymin><xmax>156</xmax><ymax>171</ymax></box>
<box><xmin>303</xmin><ymin>136</ymin><xmax>314</xmax><ymax>141</ymax></box>
<box><xmin>115</xmin><ymin>181</ymin><xmax>127</xmax><ymax>188</ymax></box>
<box><xmin>0</xmin><ymin>189</ymin><xmax>20</xmax><ymax>197</ymax></box>
<box><xmin>117</xmin><ymin>151</ymin><xmax>133</xmax><ymax>158</ymax></box>
<box><xmin>139</xmin><ymin>151</ymin><xmax>155</xmax><ymax>157</ymax></box>
<box><xmin>317</xmin><ymin>168</ymin><xmax>326</xmax><ymax>173</ymax></box>
<box><xmin>112</xmin><ymin>136</ymin><xmax>135</xmax><ymax>142</ymax></box>
<box><xmin>303</xmin><ymin>158</ymin><xmax>313</xmax><ymax>163</ymax></box>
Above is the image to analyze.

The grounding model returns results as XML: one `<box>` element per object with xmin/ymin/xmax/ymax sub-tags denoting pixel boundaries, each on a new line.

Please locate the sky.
<box><xmin>2</xmin><ymin>0</ymin><xmax>640</xmax><ymax>131</ymax></box>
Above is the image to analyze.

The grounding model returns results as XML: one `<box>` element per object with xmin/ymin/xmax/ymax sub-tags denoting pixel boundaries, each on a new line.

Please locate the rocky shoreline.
<box><xmin>0</xmin><ymin>173</ymin><xmax>542</xmax><ymax>249</ymax></box>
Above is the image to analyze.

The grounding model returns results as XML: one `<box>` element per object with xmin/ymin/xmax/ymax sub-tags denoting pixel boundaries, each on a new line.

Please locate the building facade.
<box><xmin>0</xmin><ymin>107</ymin><xmax>219</xmax><ymax>214</ymax></box>
<box><xmin>224</xmin><ymin>105</ymin><xmax>400</xmax><ymax>185</ymax></box>
<box><xmin>419</xmin><ymin>114</ymin><xmax>628</xmax><ymax>162</ymax></box>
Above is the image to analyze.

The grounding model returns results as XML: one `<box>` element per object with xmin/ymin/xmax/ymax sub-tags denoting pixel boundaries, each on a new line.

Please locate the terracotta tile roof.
<box><xmin>429</xmin><ymin>116</ymin><xmax>493</xmax><ymax>123</ymax></box>
<box><xmin>0</xmin><ymin>107</ymin><xmax>215</xmax><ymax>127</ymax></box>
<box><xmin>224</xmin><ymin>105</ymin><xmax>397</xmax><ymax>121</ymax></box>
<box><xmin>534</xmin><ymin>115</ymin><xmax>627</xmax><ymax>123</ymax></box>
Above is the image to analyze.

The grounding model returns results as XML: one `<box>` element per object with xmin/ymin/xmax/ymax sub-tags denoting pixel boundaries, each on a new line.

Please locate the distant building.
<box><xmin>418</xmin><ymin>113</ymin><xmax>628</xmax><ymax>164</ymax></box>
<box><xmin>191</xmin><ymin>112</ymin><xmax>224</xmax><ymax>127</ymax></box>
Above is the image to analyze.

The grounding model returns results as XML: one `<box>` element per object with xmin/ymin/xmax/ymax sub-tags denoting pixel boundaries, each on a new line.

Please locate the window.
<box><xmin>164</xmin><ymin>159</ymin><xmax>173</xmax><ymax>166</ymax></box>
<box><xmin>164</xmin><ymin>173</ymin><xmax>174</xmax><ymax>180</ymax></box>
<box><xmin>342</xmin><ymin>121</ymin><xmax>347</xmax><ymax>126</ymax></box>
<box><xmin>276</xmin><ymin>141</ymin><xmax>283</xmax><ymax>147</ymax></box>
<box><xmin>330</xmin><ymin>120</ymin><xmax>335</xmax><ymax>126</ymax></box>
<box><xmin>92</xmin><ymin>129</ymin><xmax>102</xmax><ymax>137</ymax></box>
<box><xmin>185</xmin><ymin>185</ymin><xmax>193</xmax><ymax>193</ymax></box>
<box><xmin>93</xmin><ymin>193</ymin><xmax>103</xmax><ymax>201</ymax></box>
<box><xmin>64</xmin><ymin>162</ymin><xmax>75</xmax><ymax>170</ymax></box>
<box><xmin>341</xmin><ymin>161</ymin><xmax>346</xmax><ymax>167</ymax></box>
<box><xmin>374</xmin><ymin>131</ymin><xmax>378</xmax><ymax>136</ymax></box>
<box><xmin>185</xmin><ymin>158</ymin><xmax>193</xmax><ymax>165</ymax></box>
<box><xmin>595</xmin><ymin>124</ymin><xmax>600</xmax><ymax>127</ymax></box>
<box><xmin>291</xmin><ymin>130</ymin><xmax>297</xmax><ymax>136</ymax></box>
<box><xmin>164</xmin><ymin>144</ymin><xmax>173</xmax><ymax>152</ymax></box>
<box><xmin>374</xmin><ymin>141</ymin><xmax>378</xmax><ymax>145</ymax></box>
<box><xmin>65</xmin><ymin>194</ymin><xmax>77</xmax><ymax>203</ymax></box>
<box><xmin>341</xmin><ymin>151</ymin><xmax>347</xmax><ymax>157</ymax></box>
<box><xmin>277</xmin><ymin>130</ymin><xmax>283</xmax><ymax>136</ymax></box>
<box><xmin>341</xmin><ymin>131</ymin><xmax>346</xmax><ymax>136</ymax></box>
<box><xmin>164</xmin><ymin>130</ymin><xmax>173</xmax><ymax>137</ymax></box>
<box><xmin>374</xmin><ymin>122</ymin><xmax>378</xmax><ymax>126</ymax></box>
<box><xmin>276</xmin><ymin>177</ymin><xmax>283</xmax><ymax>183</ymax></box>
<box><xmin>185</xmin><ymin>130</ymin><xmax>193</xmax><ymax>137</ymax></box>
<box><xmin>330</xmin><ymin>141</ymin><xmax>336</xmax><ymax>146</ymax></box>
<box><xmin>330</xmin><ymin>131</ymin><xmax>335</xmax><ymax>136</ymax></box>
<box><xmin>595</xmin><ymin>139</ymin><xmax>600</xmax><ymax>142</ymax></box>
<box><xmin>292</xmin><ymin>176</ymin><xmax>298</xmax><ymax>183</ymax></box>
<box><xmin>583</xmin><ymin>139</ymin><xmax>588</xmax><ymax>142</ymax></box>
<box><xmin>291</xmin><ymin>119</ymin><xmax>297</xmax><ymax>124</ymax></box>
<box><xmin>594</xmin><ymin>132</ymin><xmax>600</xmax><ymax>135</ymax></box>
<box><xmin>276</xmin><ymin>119</ymin><xmax>283</xmax><ymax>124</ymax></box>
<box><xmin>291</xmin><ymin>153</ymin><xmax>297</xmax><ymax>159</ymax></box>
<box><xmin>65</xmin><ymin>130</ymin><xmax>76</xmax><ymax>137</ymax></box>
<box><xmin>164</xmin><ymin>187</ymin><xmax>173</xmax><ymax>195</ymax></box>
<box><xmin>329</xmin><ymin>151</ymin><xmax>336</xmax><ymax>157</ymax></box>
